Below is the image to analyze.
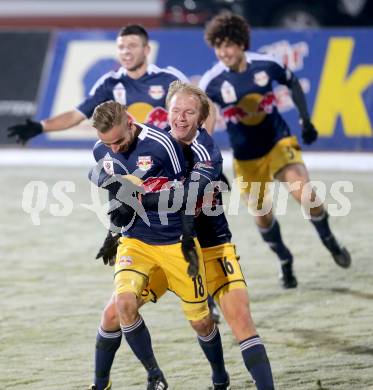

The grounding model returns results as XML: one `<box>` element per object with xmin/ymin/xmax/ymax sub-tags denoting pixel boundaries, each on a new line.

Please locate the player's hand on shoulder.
<box><xmin>96</xmin><ymin>230</ymin><xmax>121</xmax><ymax>266</ymax></box>
<box><xmin>300</xmin><ymin>118</ymin><xmax>318</xmax><ymax>145</ymax></box>
<box><xmin>7</xmin><ymin>119</ymin><xmax>43</xmax><ymax>144</ymax></box>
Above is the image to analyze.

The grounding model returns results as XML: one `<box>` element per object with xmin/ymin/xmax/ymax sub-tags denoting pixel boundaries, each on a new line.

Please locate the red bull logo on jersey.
<box><xmin>119</xmin><ymin>256</ymin><xmax>133</xmax><ymax>267</ymax></box>
<box><xmin>257</xmin><ymin>92</ymin><xmax>276</xmax><ymax>114</ymax></box>
<box><xmin>148</xmin><ymin>85</ymin><xmax>165</xmax><ymax>100</ymax></box>
<box><xmin>254</xmin><ymin>71</ymin><xmax>269</xmax><ymax>87</ymax></box>
<box><xmin>221</xmin><ymin>106</ymin><xmax>247</xmax><ymax>125</ymax></box>
<box><xmin>142</xmin><ymin>176</ymin><xmax>172</xmax><ymax>192</ymax></box>
<box><xmin>222</xmin><ymin>92</ymin><xmax>277</xmax><ymax>126</ymax></box>
<box><xmin>126</xmin><ymin>104</ymin><xmax>168</xmax><ymax>129</ymax></box>
<box><xmin>136</xmin><ymin>156</ymin><xmax>153</xmax><ymax>171</ymax></box>
<box><xmin>145</xmin><ymin>106</ymin><xmax>168</xmax><ymax>129</ymax></box>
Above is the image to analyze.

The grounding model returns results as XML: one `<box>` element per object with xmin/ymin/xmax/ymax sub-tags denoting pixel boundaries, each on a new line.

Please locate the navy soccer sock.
<box><xmin>310</xmin><ymin>210</ymin><xmax>333</xmax><ymax>242</ymax></box>
<box><xmin>197</xmin><ymin>324</ymin><xmax>228</xmax><ymax>385</ymax></box>
<box><xmin>240</xmin><ymin>335</ymin><xmax>275</xmax><ymax>390</ymax></box>
<box><xmin>258</xmin><ymin>218</ymin><xmax>292</xmax><ymax>263</ymax></box>
<box><xmin>94</xmin><ymin>327</ymin><xmax>122</xmax><ymax>389</ymax></box>
<box><xmin>121</xmin><ymin>316</ymin><xmax>162</xmax><ymax>379</ymax></box>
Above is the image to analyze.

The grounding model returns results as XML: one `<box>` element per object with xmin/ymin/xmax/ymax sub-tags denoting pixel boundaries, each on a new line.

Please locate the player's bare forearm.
<box><xmin>41</xmin><ymin>109</ymin><xmax>86</xmax><ymax>132</ymax></box>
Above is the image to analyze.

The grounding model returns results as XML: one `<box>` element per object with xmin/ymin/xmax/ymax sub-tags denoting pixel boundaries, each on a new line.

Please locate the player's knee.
<box><xmin>233</xmin><ymin>308</ymin><xmax>252</xmax><ymax>329</ymax></box>
<box><xmin>115</xmin><ymin>292</ymin><xmax>139</xmax><ymax>324</ymax></box>
<box><xmin>190</xmin><ymin>316</ymin><xmax>215</xmax><ymax>337</ymax></box>
<box><xmin>101</xmin><ymin>301</ymin><xmax>120</xmax><ymax>330</ymax></box>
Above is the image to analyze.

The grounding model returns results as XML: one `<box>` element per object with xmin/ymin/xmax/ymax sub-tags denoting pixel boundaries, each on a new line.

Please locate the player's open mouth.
<box><xmin>175</xmin><ymin>124</ymin><xmax>189</xmax><ymax>130</ymax></box>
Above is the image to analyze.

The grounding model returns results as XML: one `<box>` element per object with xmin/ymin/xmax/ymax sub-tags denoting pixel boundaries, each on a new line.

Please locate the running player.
<box><xmin>199</xmin><ymin>12</ymin><xmax>351</xmax><ymax>288</ymax></box>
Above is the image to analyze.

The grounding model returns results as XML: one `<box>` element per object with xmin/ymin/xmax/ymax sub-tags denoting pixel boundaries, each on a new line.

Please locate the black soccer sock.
<box><xmin>122</xmin><ymin>316</ymin><xmax>162</xmax><ymax>379</ymax></box>
<box><xmin>197</xmin><ymin>324</ymin><xmax>228</xmax><ymax>385</ymax></box>
<box><xmin>310</xmin><ymin>210</ymin><xmax>333</xmax><ymax>242</ymax></box>
<box><xmin>207</xmin><ymin>294</ymin><xmax>215</xmax><ymax>308</ymax></box>
<box><xmin>240</xmin><ymin>335</ymin><xmax>275</xmax><ymax>390</ymax></box>
<box><xmin>258</xmin><ymin>218</ymin><xmax>292</xmax><ymax>262</ymax></box>
<box><xmin>94</xmin><ymin>327</ymin><xmax>122</xmax><ymax>389</ymax></box>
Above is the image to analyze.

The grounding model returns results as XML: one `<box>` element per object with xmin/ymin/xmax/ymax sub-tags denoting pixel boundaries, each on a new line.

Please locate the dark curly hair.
<box><xmin>204</xmin><ymin>12</ymin><xmax>250</xmax><ymax>50</ymax></box>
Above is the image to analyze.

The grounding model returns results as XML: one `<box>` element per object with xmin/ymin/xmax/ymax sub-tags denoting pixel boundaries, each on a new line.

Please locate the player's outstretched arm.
<box><xmin>7</xmin><ymin>109</ymin><xmax>86</xmax><ymax>144</ymax></box>
<box><xmin>288</xmin><ymin>75</ymin><xmax>318</xmax><ymax>145</ymax></box>
<box><xmin>41</xmin><ymin>109</ymin><xmax>87</xmax><ymax>132</ymax></box>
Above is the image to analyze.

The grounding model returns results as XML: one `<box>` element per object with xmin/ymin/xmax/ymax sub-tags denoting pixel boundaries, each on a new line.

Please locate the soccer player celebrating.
<box><xmin>199</xmin><ymin>12</ymin><xmax>351</xmax><ymax>288</ymax></box>
<box><xmin>90</xmin><ymin>100</ymin><xmax>214</xmax><ymax>390</ymax></box>
<box><xmin>8</xmin><ymin>21</ymin><xmax>221</xmax><ymax>323</ymax></box>
<box><xmin>7</xmin><ymin>24</ymin><xmax>187</xmax><ymax>142</ymax></box>
<box><xmin>90</xmin><ymin>82</ymin><xmax>276</xmax><ymax>390</ymax></box>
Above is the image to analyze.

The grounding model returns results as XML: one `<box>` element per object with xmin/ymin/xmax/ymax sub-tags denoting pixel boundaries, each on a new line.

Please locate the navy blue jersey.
<box><xmin>199</xmin><ymin>52</ymin><xmax>293</xmax><ymax>160</ymax></box>
<box><xmin>184</xmin><ymin>129</ymin><xmax>232</xmax><ymax>248</ymax></box>
<box><xmin>78</xmin><ymin>64</ymin><xmax>188</xmax><ymax>129</ymax></box>
<box><xmin>93</xmin><ymin>123</ymin><xmax>185</xmax><ymax>245</ymax></box>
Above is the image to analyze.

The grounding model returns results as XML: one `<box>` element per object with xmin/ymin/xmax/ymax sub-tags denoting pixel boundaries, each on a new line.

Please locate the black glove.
<box><xmin>108</xmin><ymin>200</ymin><xmax>136</xmax><ymax>232</ymax></box>
<box><xmin>220</xmin><ymin>172</ymin><xmax>231</xmax><ymax>191</ymax></box>
<box><xmin>181</xmin><ymin>236</ymin><xmax>199</xmax><ymax>278</ymax></box>
<box><xmin>180</xmin><ymin>211</ymin><xmax>199</xmax><ymax>278</ymax></box>
<box><xmin>95</xmin><ymin>231</ymin><xmax>121</xmax><ymax>266</ymax></box>
<box><xmin>7</xmin><ymin>119</ymin><xmax>43</xmax><ymax>144</ymax></box>
<box><xmin>301</xmin><ymin>119</ymin><xmax>318</xmax><ymax>145</ymax></box>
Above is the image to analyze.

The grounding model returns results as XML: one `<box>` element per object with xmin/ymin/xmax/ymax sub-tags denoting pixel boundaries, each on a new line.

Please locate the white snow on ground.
<box><xmin>0</xmin><ymin>149</ymin><xmax>372</xmax><ymax>171</ymax></box>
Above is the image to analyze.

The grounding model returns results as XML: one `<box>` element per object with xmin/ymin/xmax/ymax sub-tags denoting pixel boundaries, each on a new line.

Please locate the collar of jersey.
<box><xmin>135</xmin><ymin>122</ymin><xmax>148</xmax><ymax>140</ymax></box>
<box><xmin>168</xmin><ymin>129</ymin><xmax>200</xmax><ymax>144</ymax></box>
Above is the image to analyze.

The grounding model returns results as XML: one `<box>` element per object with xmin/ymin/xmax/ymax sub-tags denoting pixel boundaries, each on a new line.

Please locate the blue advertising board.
<box><xmin>34</xmin><ymin>28</ymin><xmax>373</xmax><ymax>151</ymax></box>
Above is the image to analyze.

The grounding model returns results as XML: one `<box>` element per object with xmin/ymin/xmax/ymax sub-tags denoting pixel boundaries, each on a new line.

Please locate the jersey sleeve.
<box><xmin>268</xmin><ymin>57</ymin><xmax>293</xmax><ymax>87</ymax></box>
<box><xmin>146</xmin><ymin>128</ymin><xmax>186</xmax><ymax>180</ymax></box>
<box><xmin>92</xmin><ymin>140</ymin><xmax>106</xmax><ymax>163</ymax></box>
<box><xmin>191</xmin><ymin>132</ymin><xmax>223</xmax><ymax>182</ymax></box>
<box><xmin>166</xmin><ymin>66</ymin><xmax>189</xmax><ymax>82</ymax></box>
<box><xmin>165</xmin><ymin>136</ymin><xmax>185</xmax><ymax>181</ymax></box>
<box><xmin>76</xmin><ymin>81</ymin><xmax>111</xmax><ymax>118</ymax></box>
<box><xmin>198</xmin><ymin>64</ymin><xmax>225</xmax><ymax>108</ymax></box>
<box><xmin>192</xmin><ymin>160</ymin><xmax>221</xmax><ymax>184</ymax></box>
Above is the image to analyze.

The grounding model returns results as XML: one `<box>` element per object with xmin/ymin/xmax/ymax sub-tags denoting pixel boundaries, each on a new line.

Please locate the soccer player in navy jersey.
<box><xmin>89</xmin><ymin>83</ymin><xmax>275</xmax><ymax>390</ymax></box>
<box><xmin>90</xmin><ymin>100</ymin><xmax>215</xmax><ymax>390</ymax></box>
<box><xmin>199</xmin><ymin>12</ymin><xmax>351</xmax><ymax>289</ymax></box>
<box><xmin>7</xmin><ymin>24</ymin><xmax>187</xmax><ymax>143</ymax></box>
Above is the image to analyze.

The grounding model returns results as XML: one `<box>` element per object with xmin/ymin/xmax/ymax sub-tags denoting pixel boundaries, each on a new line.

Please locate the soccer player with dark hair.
<box><xmin>7</xmin><ymin>24</ymin><xmax>187</xmax><ymax>143</ymax></box>
<box><xmin>199</xmin><ymin>12</ymin><xmax>351</xmax><ymax>288</ymax></box>
<box><xmin>89</xmin><ymin>83</ymin><xmax>275</xmax><ymax>390</ymax></box>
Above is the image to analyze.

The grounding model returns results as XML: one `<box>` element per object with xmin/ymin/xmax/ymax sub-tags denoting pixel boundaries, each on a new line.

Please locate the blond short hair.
<box><xmin>166</xmin><ymin>80</ymin><xmax>210</xmax><ymax>126</ymax></box>
<box><xmin>92</xmin><ymin>101</ymin><xmax>127</xmax><ymax>133</ymax></box>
